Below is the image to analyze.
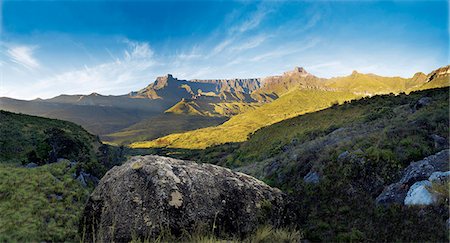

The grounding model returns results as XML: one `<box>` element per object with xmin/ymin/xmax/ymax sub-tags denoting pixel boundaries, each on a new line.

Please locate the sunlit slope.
<box><xmin>165</xmin><ymin>98</ymin><xmax>261</xmax><ymax>117</ymax></box>
<box><xmin>325</xmin><ymin>71</ymin><xmax>422</xmax><ymax>94</ymax></box>
<box><xmin>103</xmin><ymin>114</ymin><xmax>227</xmax><ymax>145</ymax></box>
<box><xmin>413</xmin><ymin>76</ymin><xmax>449</xmax><ymax>91</ymax></box>
<box><xmin>131</xmin><ymin>89</ymin><xmax>359</xmax><ymax>149</ymax></box>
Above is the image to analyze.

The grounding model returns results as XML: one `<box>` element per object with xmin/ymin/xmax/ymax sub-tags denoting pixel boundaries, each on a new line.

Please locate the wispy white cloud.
<box><xmin>7</xmin><ymin>45</ymin><xmax>40</xmax><ymax>70</ymax></box>
<box><xmin>250</xmin><ymin>38</ymin><xmax>321</xmax><ymax>62</ymax></box>
<box><xmin>211</xmin><ymin>38</ymin><xmax>235</xmax><ymax>56</ymax></box>
<box><xmin>233</xmin><ymin>9</ymin><xmax>266</xmax><ymax>34</ymax></box>
<box><xmin>229</xmin><ymin>3</ymin><xmax>271</xmax><ymax>35</ymax></box>
<box><xmin>229</xmin><ymin>35</ymin><xmax>267</xmax><ymax>52</ymax></box>
<box><xmin>123</xmin><ymin>40</ymin><xmax>153</xmax><ymax>60</ymax></box>
<box><xmin>9</xmin><ymin>40</ymin><xmax>156</xmax><ymax>99</ymax></box>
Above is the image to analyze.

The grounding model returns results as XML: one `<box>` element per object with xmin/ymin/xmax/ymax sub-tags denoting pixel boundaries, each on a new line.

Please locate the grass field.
<box><xmin>131</xmin><ymin>89</ymin><xmax>359</xmax><ymax>149</ymax></box>
<box><xmin>0</xmin><ymin>161</ymin><xmax>90</xmax><ymax>242</ymax></box>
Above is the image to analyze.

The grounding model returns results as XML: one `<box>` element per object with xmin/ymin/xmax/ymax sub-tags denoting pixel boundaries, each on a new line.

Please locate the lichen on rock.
<box><xmin>80</xmin><ymin>155</ymin><xmax>286</xmax><ymax>242</ymax></box>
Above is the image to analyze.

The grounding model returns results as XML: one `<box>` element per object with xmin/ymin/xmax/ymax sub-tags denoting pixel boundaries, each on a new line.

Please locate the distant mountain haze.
<box><xmin>1</xmin><ymin>65</ymin><xmax>448</xmax><ymax>146</ymax></box>
<box><xmin>130</xmin><ymin>65</ymin><xmax>449</xmax><ymax>149</ymax></box>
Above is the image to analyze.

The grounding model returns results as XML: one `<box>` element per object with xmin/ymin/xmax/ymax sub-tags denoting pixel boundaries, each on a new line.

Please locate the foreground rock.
<box><xmin>81</xmin><ymin>155</ymin><xmax>286</xmax><ymax>242</ymax></box>
<box><xmin>376</xmin><ymin>149</ymin><xmax>449</xmax><ymax>205</ymax></box>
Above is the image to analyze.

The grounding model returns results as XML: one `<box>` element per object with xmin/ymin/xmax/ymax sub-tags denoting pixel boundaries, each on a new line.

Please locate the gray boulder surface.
<box><xmin>413</xmin><ymin>96</ymin><xmax>432</xmax><ymax>111</ymax></box>
<box><xmin>81</xmin><ymin>155</ymin><xmax>286</xmax><ymax>242</ymax></box>
<box><xmin>25</xmin><ymin>162</ymin><xmax>38</xmax><ymax>168</ymax></box>
<box><xmin>431</xmin><ymin>134</ymin><xmax>448</xmax><ymax>150</ymax></box>
<box><xmin>404</xmin><ymin>180</ymin><xmax>437</xmax><ymax>206</ymax></box>
<box><xmin>303</xmin><ymin>171</ymin><xmax>320</xmax><ymax>184</ymax></box>
<box><xmin>376</xmin><ymin>149</ymin><xmax>449</xmax><ymax>205</ymax></box>
<box><xmin>399</xmin><ymin>149</ymin><xmax>449</xmax><ymax>186</ymax></box>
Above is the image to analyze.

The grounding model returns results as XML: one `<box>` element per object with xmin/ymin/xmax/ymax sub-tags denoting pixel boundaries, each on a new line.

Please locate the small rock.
<box><xmin>375</xmin><ymin>182</ymin><xmax>408</xmax><ymax>205</ymax></box>
<box><xmin>431</xmin><ymin>134</ymin><xmax>448</xmax><ymax>150</ymax></box>
<box><xmin>303</xmin><ymin>171</ymin><xmax>320</xmax><ymax>184</ymax></box>
<box><xmin>428</xmin><ymin>171</ymin><xmax>450</xmax><ymax>183</ymax></box>
<box><xmin>25</xmin><ymin>163</ymin><xmax>38</xmax><ymax>168</ymax></box>
<box><xmin>76</xmin><ymin>171</ymin><xmax>99</xmax><ymax>187</ymax></box>
<box><xmin>48</xmin><ymin>193</ymin><xmax>63</xmax><ymax>201</ymax></box>
<box><xmin>76</xmin><ymin>173</ymin><xmax>87</xmax><ymax>187</ymax></box>
<box><xmin>337</xmin><ymin>151</ymin><xmax>350</xmax><ymax>161</ymax></box>
<box><xmin>404</xmin><ymin>180</ymin><xmax>437</xmax><ymax>206</ymax></box>
<box><xmin>69</xmin><ymin>161</ymin><xmax>78</xmax><ymax>168</ymax></box>
<box><xmin>414</xmin><ymin>97</ymin><xmax>432</xmax><ymax>111</ymax></box>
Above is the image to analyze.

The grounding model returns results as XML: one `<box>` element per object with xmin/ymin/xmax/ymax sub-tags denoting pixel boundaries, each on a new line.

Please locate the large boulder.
<box><xmin>376</xmin><ymin>149</ymin><xmax>449</xmax><ymax>205</ymax></box>
<box><xmin>81</xmin><ymin>155</ymin><xmax>286</xmax><ymax>242</ymax></box>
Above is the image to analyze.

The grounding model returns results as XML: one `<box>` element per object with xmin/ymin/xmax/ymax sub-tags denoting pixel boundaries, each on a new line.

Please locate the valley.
<box><xmin>2</xmin><ymin>1</ymin><xmax>449</xmax><ymax>242</ymax></box>
<box><xmin>0</xmin><ymin>65</ymin><xmax>448</xmax><ymax>242</ymax></box>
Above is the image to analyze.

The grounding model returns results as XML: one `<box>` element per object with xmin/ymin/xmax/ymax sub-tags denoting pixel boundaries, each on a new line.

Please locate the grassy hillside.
<box><xmin>165</xmin><ymin>97</ymin><xmax>262</xmax><ymax>117</ymax></box>
<box><xmin>0</xmin><ymin>111</ymin><xmax>141</xmax><ymax>242</ymax></box>
<box><xmin>0</xmin><ymin>161</ymin><xmax>89</xmax><ymax>242</ymax></box>
<box><xmin>324</xmin><ymin>71</ymin><xmax>424</xmax><ymax>94</ymax></box>
<box><xmin>103</xmin><ymin>114</ymin><xmax>227</xmax><ymax>145</ymax></box>
<box><xmin>131</xmin><ymin>89</ymin><xmax>359</xmax><ymax>149</ymax></box>
<box><xmin>174</xmin><ymin>87</ymin><xmax>449</xmax><ymax>242</ymax></box>
<box><xmin>414</xmin><ymin>76</ymin><xmax>449</xmax><ymax>91</ymax></box>
<box><xmin>0</xmin><ymin>98</ymin><xmax>161</xmax><ymax>135</ymax></box>
<box><xmin>0</xmin><ymin>110</ymin><xmax>101</xmax><ymax>169</ymax></box>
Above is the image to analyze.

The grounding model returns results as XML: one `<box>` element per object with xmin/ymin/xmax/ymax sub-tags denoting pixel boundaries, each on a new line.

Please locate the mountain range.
<box><xmin>0</xmin><ymin>65</ymin><xmax>448</xmax><ymax>242</ymax></box>
<box><xmin>1</xmin><ymin>65</ymin><xmax>448</xmax><ymax>147</ymax></box>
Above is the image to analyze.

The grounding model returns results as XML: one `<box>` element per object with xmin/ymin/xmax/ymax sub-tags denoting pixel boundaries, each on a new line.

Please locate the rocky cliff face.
<box><xmin>134</xmin><ymin>74</ymin><xmax>261</xmax><ymax>101</ymax></box>
<box><xmin>426</xmin><ymin>65</ymin><xmax>450</xmax><ymax>82</ymax></box>
<box><xmin>81</xmin><ymin>155</ymin><xmax>286</xmax><ymax>242</ymax></box>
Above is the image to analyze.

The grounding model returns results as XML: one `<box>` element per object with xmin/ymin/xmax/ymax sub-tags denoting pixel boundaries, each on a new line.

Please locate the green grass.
<box><xmin>131</xmin><ymin>89</ymin><xmax>359</xmax><ymax>149</ymax></box>
<box><xmin>129</xmin><ymin>225</ymin><xmax>302</xmax><ymax>243</ymax></box>
<box><xmin>103</xmin><ymin>114</ymin><xmax>228</xmax><ymax>145</ymax></box>
<box><xmin>151</xmin><ymin>87</ymin><xmax>449</xmax><ymax>242</ymax></box>
<box><xmin>0</xmin><ymin>161</ymin><xmax>90</xmax><ymax>242</ymax></box>
<box><xmin>0</xmin><ymin>110</ymin><xmax>100</xmax><ymax>165</ymax></box>
<box><xmin>325</xmin><ymin>71</ymin><xmax>424</xmax><ymax>94</ymax></box>
<box><xmin>414</xmin><ymin>76</ymin><xmax>450</xmax><ymax>91</ymax></box>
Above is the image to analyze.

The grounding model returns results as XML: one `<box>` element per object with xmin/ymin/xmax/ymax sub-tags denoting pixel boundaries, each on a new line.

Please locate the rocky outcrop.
<box><xmin>81</xmin><ymin>155</ymin><xmax>286</xmax><ymax>242</ymax></box>
<box><xmin>413</xmin><ymin>97</ymin><xmax>432</xmax><ymax>111</ymax></box>
<box><xmin>376</xmin><ymin>149</ymin><xmax>449</xmax><ymax>205</ymax></box>
<box><xmin>426</xmin><ymin>65</ymin><xmax>450</xmax><ymax>82</ymax></box>
<box><xmin>303</xmin><ymin>171</ymin><xmax>320</xmax><ymax>184</ymax></box>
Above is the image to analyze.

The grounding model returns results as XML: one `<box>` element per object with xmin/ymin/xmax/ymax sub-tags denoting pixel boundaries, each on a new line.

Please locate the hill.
<box><xmin>154</xmin><ymin>87</ymin><xmax>450</xmax><ymax>242</ymax></box>
<box><xmin>324</xmin><ymin>71</ymin><xmax>421</xmax><ymax>94</ymax></box>
<box><xmin>2</xmin><ymin>65</ymin><xmax>447</xmax><ymax>146</ymax></box>
<box><xmin>103</xmin><ymin>114</ymin><xmax>227</xmax><ymax>145</ymax></box>
<box><xmin>0</xmin><ymin>111</ymin><xmax>142</xmax><ymax>241</ymax></box>
<box><xmin>0</xmin><ymin>110</ymin><xmax>101</xmax><ymax>169</ymax></box>
<box><xmin>130</xmin><ymin>65</ymin><xmax>449</xmax><ymax>149</ymax></box>
<box><xmin>0</xmin><ymin>75</ymin><xmax>262</xmax><ymax>138</ymax></box>
<box><xmin>0</xmin><ymin>97</ymin><xmax>162</xmax><ymax>135</ymax></box>
<box><xmin>131</xmin><ymin>89</ymin><xmax>359</xmax><ymax>149</ymax></box>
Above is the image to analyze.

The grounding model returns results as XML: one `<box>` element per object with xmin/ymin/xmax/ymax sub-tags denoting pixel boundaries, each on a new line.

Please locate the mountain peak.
<box><xmin>153</xmin><ymin>74</ymin><xmax>177</xmax><ymax>89</ymax></box>
<box><xmin>351</xmin><ymin>70</ymin><xmax>359</xmax><ymax>75</ymax></box>
<box><xmin>284</xmin><ymin>66</ymin><xmax>310</xmax><ymax>77</ymax></box>
<box><xmin>294</xmin><ymin>66</ymin><xmax>307</xmax><ymax>73</ymax></box>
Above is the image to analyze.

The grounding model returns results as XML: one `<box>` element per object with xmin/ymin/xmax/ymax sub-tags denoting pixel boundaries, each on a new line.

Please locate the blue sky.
<box><xmin>1</xmin><ymin>0</ymin><xmax>448</xmax><ymax>99</ymax></box>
